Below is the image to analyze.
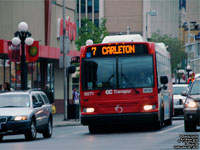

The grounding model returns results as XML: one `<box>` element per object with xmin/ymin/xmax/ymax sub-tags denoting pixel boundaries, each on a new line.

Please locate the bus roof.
<box><xmin>102</xmin><ymin>34</ymin><xmax>145</xmax><ymax>43</ymax></box>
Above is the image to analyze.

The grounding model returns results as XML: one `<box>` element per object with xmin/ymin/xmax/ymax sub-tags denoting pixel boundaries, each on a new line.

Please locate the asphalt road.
<box><xmin>0</xmin><ymin>118</ymin><xmax>199</xmax><ymax>150</ymax></box>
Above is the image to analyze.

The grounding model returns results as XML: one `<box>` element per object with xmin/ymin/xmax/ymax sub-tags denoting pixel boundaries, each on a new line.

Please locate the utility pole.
<box><xmin>63</xmin><ymin>0</ymin><xmax>68</xmax><ymax>121</ymax></box>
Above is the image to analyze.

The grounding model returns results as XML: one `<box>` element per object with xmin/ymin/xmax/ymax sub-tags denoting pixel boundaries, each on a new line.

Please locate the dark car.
<box><xmin>182</xmin><ymin>78</ymin><xmax>200</xmax><ymax>132</ymax></box>
<box><xmin>0</xmin><ymin>90</ymin><xmax>53</xmax><ymax>141</ymax></box>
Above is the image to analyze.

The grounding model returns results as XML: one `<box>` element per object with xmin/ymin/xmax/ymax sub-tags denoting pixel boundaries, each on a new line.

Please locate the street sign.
<box><xmin>60</xmin><ymin>36</ymin><xmax>70</xmax><ymax>53</ymax></box>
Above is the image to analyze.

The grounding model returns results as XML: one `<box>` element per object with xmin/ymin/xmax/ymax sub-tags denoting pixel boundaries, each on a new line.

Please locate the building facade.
<box><xmin>77</xmin><ymin>0</ymin><xmax>179</xmax><ymax>39</ymax></box>
<box><xmin>0</xmin><ymin>0</ymin><xmax>79</xmax><ymax>113</ymax></box>
<box><xmin>181</xmin><ymin>0</ymin><xmax>200</xmax><ymax>75</ymax></box>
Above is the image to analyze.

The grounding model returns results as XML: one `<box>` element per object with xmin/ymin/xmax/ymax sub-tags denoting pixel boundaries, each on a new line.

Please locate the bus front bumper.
<box><xmin>81</xmin><ymin>112</ymin><xmax>158</xmax><ymax>125</ymax></box>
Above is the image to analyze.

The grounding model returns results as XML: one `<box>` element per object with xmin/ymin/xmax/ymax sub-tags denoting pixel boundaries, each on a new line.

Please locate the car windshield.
<box><xmin>0</xmin><ymin>94</ymin><xmax>30</xmax><ymax>108</ymax></box>
<box><xmin>173</xmin><ymin>86</ymin><xmax>188</xmax><ymax>95</ymax></box>
<box><xmin>190</xmin><ymin>80</ymin><xmax>200</xmax><ymax>95</ymax></box>
<box><xmin>81</xmin><ymin>55</ymin><xmax>154</xmax><ymax>90</ymax></box>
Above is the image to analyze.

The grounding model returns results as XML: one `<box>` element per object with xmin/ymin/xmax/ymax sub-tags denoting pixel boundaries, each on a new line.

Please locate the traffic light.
<box><xmin>71</xmin><ymin>56</ymin><xmax>80</xmax><ymax>63</ymax></box>
<box><xmin>68</xmin><ymin>65</ymin><xmax>76</xmax><ymax>74</ymax></box>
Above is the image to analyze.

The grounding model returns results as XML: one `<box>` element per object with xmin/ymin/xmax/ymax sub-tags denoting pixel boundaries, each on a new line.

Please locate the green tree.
<box><xmin>149</xmin><ymin>31</ymin><xmax>187</xmax><ymax>73</ymax></box>
<box><xmin>75</xmin><ymin>18</ymin><xmax>108</xmax><ymax>50</ymax></box>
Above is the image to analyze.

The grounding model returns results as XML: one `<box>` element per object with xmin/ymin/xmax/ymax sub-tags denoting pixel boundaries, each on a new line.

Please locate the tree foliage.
<box><xmin>149</xmin><ymin>31</ymin><xmax>187</xmax><ymax>73</ymax></box>
<box><xmin>75</xmin><ymin>18</ymin><xmax>109</xmax><ymax>50</ymax></box>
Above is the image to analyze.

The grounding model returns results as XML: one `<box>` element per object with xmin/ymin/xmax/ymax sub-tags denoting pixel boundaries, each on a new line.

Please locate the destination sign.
<box><xmin>86</xmin><ymin>44</ymin><xmax>148</xmax><ymax>57</ymax></box>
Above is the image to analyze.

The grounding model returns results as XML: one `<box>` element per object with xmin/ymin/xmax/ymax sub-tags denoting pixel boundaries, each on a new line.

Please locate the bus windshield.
<box><xmin>81</xmin><ymin>55</ymin><xmax>154</xmax><ymax>90</ymax></box>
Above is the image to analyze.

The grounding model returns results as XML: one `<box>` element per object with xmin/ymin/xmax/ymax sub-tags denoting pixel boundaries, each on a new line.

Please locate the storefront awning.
<box><xmin>0</xmin><ymin>39</ymin><xmax>80</xmax><ymax>60</ymax></box>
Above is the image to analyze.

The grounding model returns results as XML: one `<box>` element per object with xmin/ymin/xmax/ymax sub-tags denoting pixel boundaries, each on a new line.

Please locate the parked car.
<box><xmin>172</xmin><ymin>84</ymin><xmax>189</xmax><ymax>116</ymax></box>
<box><xmin>0</xmin><ymin>90</ymin><xmax>53</xmax><ymax>141</ymax></box>
<box><xmin>182</xmin><ymin>78</ymin><xmax>200</xmax><ymax>132</ymax></box>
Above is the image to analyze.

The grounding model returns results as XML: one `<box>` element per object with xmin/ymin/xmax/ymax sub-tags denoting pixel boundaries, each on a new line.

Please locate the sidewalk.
<box><xmin>53</xmin><ymin>114</ymin><xmax>81</xmax><ymax>127</ymax></box>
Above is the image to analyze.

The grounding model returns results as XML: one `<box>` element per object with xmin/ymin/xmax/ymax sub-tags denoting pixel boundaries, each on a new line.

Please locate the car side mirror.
<box><xmin>34</xmin><ymin>102</ymin><xmax>43</xmax><ymax>108</ymax></box>
<box><xmin>181</xmin><ymin>91</ymin><xmax>188</xmax><ymax>97</ymax></box>
<box><xmin>160</xmin><ymin>76</ymin><xmax>168</xmax><ymax>84</ymax></box>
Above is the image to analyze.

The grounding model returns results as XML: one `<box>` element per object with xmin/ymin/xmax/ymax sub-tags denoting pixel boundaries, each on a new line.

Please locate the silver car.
<box><xmin>172</xmin><ymin>84</ymin><xmax>189</xmax><ymax>116</ymax></box>
<box><xmin>0</xmin><ymin>90</ymin><xmax>53</xmax><ymax>141</ymax></box>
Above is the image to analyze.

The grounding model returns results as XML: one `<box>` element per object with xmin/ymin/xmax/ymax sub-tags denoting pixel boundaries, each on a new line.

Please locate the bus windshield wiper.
<box><xmin>133</xmin><ymin>88</ymin><xmax>139</xmax><ymax>94</ymax></box>
<box><xmin>97</xmin><ymin>90</ymin><xmax>103</xmax><ymax>96</ymax></box>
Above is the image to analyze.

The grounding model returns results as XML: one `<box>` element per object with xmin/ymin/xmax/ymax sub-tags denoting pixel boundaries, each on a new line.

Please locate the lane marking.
<box><xmin>155</xmin><ymin>124</ymin><xmax>184</xmax><ymax>134</ymax></box>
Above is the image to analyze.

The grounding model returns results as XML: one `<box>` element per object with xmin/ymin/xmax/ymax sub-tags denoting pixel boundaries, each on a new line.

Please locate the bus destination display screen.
<box><xmin>86</xmin><ymin>44</ymin><xmax>149</xmax><ymax>58</ymax></box>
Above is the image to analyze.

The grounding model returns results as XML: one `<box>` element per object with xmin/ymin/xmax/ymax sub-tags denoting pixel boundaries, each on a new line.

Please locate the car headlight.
<box><xmin>13</xmin><ymin>116</ymin><xmax>28</xmax><ymax>121</ymax></box>
<box><xmin>83</xmin><ymin>108</ymin><xmax>95</xmax><ymax>113</ymax></box>
<box><xmin>182</xmin><ymin>99</ymin><xmax>186</xmax><ymax>104</ymax></box>
<box><xmin>185</xmin><ymin>99</ymin><xmax>197</xmax><ymax>108</ymax></box>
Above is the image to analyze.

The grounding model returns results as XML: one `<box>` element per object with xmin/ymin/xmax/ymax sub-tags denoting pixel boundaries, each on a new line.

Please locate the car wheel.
<box><xmin>165</xmin><ymin>117</ymin><xmax>172</xmax><ymax>126</ymax></box>
<box><xmin>184</xmin><ymin>119</ymin><xmax>196</xmax><ymax>132</ymax></box>
<box><xmin>25</xmin><ymin>119</ymin><xmax>37</xmax><ymax>141</ymax></box>
<box><xmin>165</xmin><ymin>105</ymin><xmax>173</xmax><ymax>126</ymax></box>
<box><xmin>0</xmin><ymin>135</ymin><xmax>3</xmax><ymax>142</ymax></box>
<box><xmin>42</xmin><ymin>118</ymin><xmax>53</xmax><ymax>138</ymax></box>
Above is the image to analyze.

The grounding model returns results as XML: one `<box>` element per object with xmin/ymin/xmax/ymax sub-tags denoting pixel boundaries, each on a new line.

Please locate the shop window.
<box><xmin>0</xmin><ymin>59</ymin><xmax>4</xmax><ymax>87</ymax></box>
<box><xmin>33</xmin><ymin>62</ymin><xmax>41</xmax><ymax>89</ymax></box>
<box><xmin>5</xmin><ymin>60</ymin><xmax>10</xmax><ymax>84</ymax></box>
<box><xmin>47</xmin><ymin>63</ymin><xmax>54</xmax><ymax>92</ymax></box>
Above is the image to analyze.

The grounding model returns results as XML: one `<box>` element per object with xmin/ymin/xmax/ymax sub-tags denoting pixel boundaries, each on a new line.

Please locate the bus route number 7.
<box><xmin>91</xmin><ymin>47</ymin><xmax>96</xmax><ymax>56</ymax></box>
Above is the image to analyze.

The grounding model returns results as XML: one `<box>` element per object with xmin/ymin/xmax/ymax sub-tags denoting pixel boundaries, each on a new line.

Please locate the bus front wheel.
<box><xmin>88</xmin><ymin>125</ymin><xmax>97</xmax><ymax>134</ymax></box>
<box><xmin>155</xmin><ymin>107</ymin><xmax>164</xmax><ymax>130</ymax></box>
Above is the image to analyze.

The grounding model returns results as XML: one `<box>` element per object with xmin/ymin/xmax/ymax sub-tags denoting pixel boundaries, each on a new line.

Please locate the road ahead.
<box><xmin>0</xmin><ymin>119</ymin><xmax>199</xmax><ymax>150</ymax></box>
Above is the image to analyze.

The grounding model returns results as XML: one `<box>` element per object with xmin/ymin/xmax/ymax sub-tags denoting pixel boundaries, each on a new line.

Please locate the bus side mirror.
<box><xmin>160</xmin><ymin>76</ymin><xmax>168</xmax><ymax>84</ymax></box>
<box><xmin>160</xmin><ymin>76</ymin><xmax>168</xmax><ymax>90</ymax></box>
<box><xmin>68</xmin><ymin>65</ymin><xmax>76</xmax><ymax>74</ymax></box>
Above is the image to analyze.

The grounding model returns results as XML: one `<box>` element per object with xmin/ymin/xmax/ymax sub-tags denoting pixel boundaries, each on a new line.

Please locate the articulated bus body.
<box><xmin>80</xmin><ymin>39</ymin><xmax>173</xmax><ymax>132</ymax></box>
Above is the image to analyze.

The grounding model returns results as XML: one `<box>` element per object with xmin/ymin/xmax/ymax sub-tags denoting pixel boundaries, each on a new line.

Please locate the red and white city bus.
<box><xmin>80</xmin><ymin>35</ymin><xmax>173</xmax><ymax>133</ymax></box>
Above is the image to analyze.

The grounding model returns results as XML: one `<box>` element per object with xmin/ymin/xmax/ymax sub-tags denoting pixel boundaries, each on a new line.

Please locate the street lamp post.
<box><xmin>12</xmin><ymin>22</ymin><xmax>34</xmax><ymax>90</ymax></box>
<box><xmin>146</xmin><ymin>10</ymin><xmax>157</xmax><ymax>40</ymax></box>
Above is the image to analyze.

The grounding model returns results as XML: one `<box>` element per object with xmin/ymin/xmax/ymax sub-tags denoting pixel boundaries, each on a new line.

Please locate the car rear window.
<box><xmin>173</xmin><ymin>86</ymin><xmax>188</xmax><ymax>95</ymax></box>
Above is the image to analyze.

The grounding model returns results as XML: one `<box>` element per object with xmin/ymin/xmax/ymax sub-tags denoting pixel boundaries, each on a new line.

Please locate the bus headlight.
<box><xmin>84</xmin><ymin>108</ymin><xmax>95</xmax><ymax>113</ymax></box>
<box><xmin>143</xmin><ymin>105</ymin><xmax>156</xmax><ymax>111</ymax></box>
<box><xmin>185</xmin><ymin>100</ymin><xmax>197</xmax><ymax>108</ymax></box>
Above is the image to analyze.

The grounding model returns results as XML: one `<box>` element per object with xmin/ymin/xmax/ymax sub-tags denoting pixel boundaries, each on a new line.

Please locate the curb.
<box><xmin>53</xmin><ymin>121</ymin><xmax>81</xmax><ymax>128</ymax></box>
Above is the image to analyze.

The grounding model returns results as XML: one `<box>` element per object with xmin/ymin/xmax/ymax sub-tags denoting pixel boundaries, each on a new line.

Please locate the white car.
<box><xmin>0</xmin><ymin>90</ymin><xmax>53</xmax><ymax>141</ymax></box>
<box><xmin>172</xmin><ymin>84</ymin><xmax>189</xmax><ymax>116</ymax></box>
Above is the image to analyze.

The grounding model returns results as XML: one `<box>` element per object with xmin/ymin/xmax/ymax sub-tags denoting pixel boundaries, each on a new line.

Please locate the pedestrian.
<box><xmin>44</xmin><ymin>85</ymin><xmax>54</xmax><ymax>104</ymax></box>
<box><xmin>0</xmin><ymin>84</ymin><xmax>2</xmax><ymax>92</ymax></box>
<box><xmin>72</xmin><ymin>88</ymin><xmax>79</xmax><ymax>104</ymax></box>
<box><xmin>3</xmin><ymin>82</ymin><xmax>11</xmax><ymax>91</ymax></box>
